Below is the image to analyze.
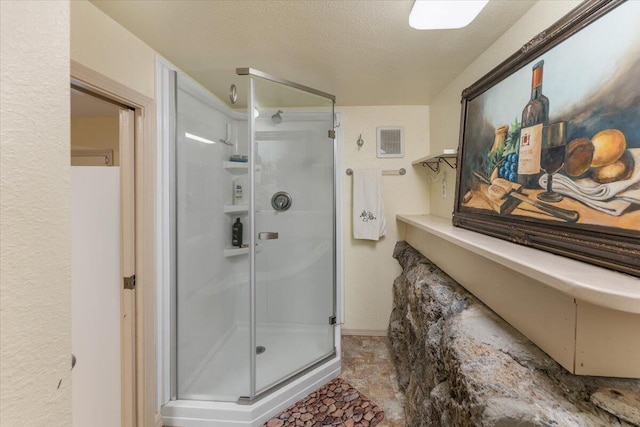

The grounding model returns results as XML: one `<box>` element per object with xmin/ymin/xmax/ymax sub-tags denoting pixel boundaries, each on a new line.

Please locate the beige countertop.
<box><xmin>397</xmin><ymin>214</ymin><xmax>640</xmax><ymax>314</ymax></box>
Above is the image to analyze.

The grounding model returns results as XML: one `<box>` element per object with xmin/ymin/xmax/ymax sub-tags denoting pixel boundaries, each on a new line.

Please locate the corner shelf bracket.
<box><xmin>440</xmin><ymin>157</ymin><xmax>457</xmax><ymax>169</ymax></box>
<box><xmin>413</xmin><ymin>151</ymin><xmax>458</xmax><ymax>171</ymax></box>
<box><xmin>422</xmin><ymin>161</ymin><xmax>440</xmax><ymax>173</ymax></box>
<box><xmin>416</xmin><ymin>154</ymin><xmax>457</xmax><ymax>173</ymax></box>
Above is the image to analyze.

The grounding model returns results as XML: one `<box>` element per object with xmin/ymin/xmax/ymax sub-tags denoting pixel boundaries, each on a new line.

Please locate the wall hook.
<box><xmin>356</xmin><ymin>134</ymin><xmax>364</xmax><ymax>149</ymax></box>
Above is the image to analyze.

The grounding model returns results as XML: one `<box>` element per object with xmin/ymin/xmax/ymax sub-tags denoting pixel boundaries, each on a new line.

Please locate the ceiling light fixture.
<box><xmin>409</xmin><ymin>0</ymin><xmax>489</xmax><ymax>30</ymax></box>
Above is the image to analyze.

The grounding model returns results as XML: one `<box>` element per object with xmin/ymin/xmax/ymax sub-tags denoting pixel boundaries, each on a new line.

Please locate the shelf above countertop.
<box><xmin>412</xmin><ymin>150</ymin><xmax>458</xmax><ymax>171</ymax></box>
<box><xmin>397</xmin><ymin>214</ymin><xmax>640</xmax><ymax>314</ymax></box>
<box><xmin>412</xmin><ymin>150</ymin><xmax>457</xmax><ymax>165</ymax></box>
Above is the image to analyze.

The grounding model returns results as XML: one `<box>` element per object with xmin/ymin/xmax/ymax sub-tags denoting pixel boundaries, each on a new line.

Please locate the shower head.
<box><xmin>271</xmin><ymin>110</ymin><xmax>283</xmax><ymax>124</ymax></box>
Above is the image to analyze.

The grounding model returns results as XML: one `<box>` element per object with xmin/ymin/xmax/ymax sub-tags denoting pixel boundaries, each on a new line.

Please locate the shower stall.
<box><xmin>157</xmin><ymin>63</ymin><xmax>342</xmax><ymax>426</ymax></box>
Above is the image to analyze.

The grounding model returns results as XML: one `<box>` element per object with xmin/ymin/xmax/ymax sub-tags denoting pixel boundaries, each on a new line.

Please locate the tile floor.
<box><xmin>164</xmin><ymin>335</ymin><xmax>405</xmax><ymax>427</ymax></box>
<box><xmin>340</xmin><ymin>335</ymin><xmax>405</xmax><ymax>427</ymax></box>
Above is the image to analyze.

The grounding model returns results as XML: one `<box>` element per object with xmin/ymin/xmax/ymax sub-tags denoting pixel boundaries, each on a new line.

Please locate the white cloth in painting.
<box><xmin>353</xmin><ymin>169</ymin><xmax>386</xmax><ymax>240</ymax></box>
<box><xmin>539</xmin><ymin>148</ymin><xmax>640</xmax><ymax>216</ymax></box>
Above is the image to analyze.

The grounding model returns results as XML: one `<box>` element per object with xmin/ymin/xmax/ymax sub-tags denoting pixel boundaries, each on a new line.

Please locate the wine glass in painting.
<box><xmin>537</xmin><ymin>122</ymin><xmax>566</xmax><ymax>202</ymax></box>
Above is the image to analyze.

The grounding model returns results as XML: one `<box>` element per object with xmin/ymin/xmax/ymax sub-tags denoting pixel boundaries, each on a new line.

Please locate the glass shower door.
<box><xmin>249</xmin><ymin>74</ymin><xmax>336</xmax><ymax>396</ymax></box>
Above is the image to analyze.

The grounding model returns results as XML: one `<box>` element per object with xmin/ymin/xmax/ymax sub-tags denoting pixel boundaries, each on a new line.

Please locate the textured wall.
<box><xmin>0</xmin><ymin>1</ymin><xmax>71</xmax><ymax>425</ymax></box>
<box><xmin>71</xmin><ymin>0</ymin><xmax>156</xmax><ymax>99</ymax></box>
<box><xmin>428</xmin><ymin>0</ymin><xmax>582</xmax><ymax>218</ymax></box>
<box><xmin>340</xmin><ymin>106</ymin><xmax>430</xmax><ymax>332</ymax></box>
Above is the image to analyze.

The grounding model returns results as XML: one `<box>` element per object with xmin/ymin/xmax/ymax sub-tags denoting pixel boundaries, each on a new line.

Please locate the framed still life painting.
<box><xmin>453</xmin><ymin>0</ymin><xmax>640</xmax><ymax>277</ymax></box>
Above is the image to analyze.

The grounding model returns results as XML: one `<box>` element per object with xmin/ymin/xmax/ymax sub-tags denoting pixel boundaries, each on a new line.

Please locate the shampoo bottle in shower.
<box><xmin>232</xmin><ymin>218</ymin><xmax>243</xmax><ymax>247</ymax></box>
<box><xmin>233</xmin><ymin>178</ymin><xmax>244</xmax><ymax>205</ymax></box>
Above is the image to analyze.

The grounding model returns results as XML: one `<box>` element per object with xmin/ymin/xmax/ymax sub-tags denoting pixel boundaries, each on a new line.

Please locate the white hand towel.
<box><xmin>353</xmin><ymin>169</ymin><xmax>386</xmax><ymax>240</ymax></box>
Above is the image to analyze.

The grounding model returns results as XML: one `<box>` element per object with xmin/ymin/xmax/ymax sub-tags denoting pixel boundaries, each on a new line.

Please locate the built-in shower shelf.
<box><xmin>223</xmin><ymin>205</ymin><xmax>249</xmax><ymax>214</ymax></box>
<box><xmin>223</xmin><ymin>245</ymin><xmax>261</xmax><ymax>258</ymax></box>
<box><xmin>224</xmin><ymin>247</ymin><xmax>248</xmax><ymax>257</ymax></box>
<box><xmin>223</xmin><ymin>161</ymin><xmax>249</xmax><ymax>172</ymax></box>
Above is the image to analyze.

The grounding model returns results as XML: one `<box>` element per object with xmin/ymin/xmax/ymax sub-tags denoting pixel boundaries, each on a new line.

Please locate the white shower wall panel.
<box><xmin>176</xmin><ymin>87</ymin><xmax>250</xmax><ymax>397</ymax></box>
<box><xmin>255</xmin><ymin>119</ymin><xmax>333</xmax><ymax>214</ymax></box>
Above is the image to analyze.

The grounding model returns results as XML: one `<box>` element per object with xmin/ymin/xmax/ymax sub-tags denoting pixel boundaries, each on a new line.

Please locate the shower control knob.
<box><xmin>271</xmin><ymin>191</ymin><xmax>292</xmax><ymax>212</ymax></box>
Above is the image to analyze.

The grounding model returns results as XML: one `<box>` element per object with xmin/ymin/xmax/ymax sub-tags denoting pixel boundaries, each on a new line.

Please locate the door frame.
<box><xmin>71</xmin><ymin>60</ymin><xmax>158</xmax><ymax>427</ymax></box>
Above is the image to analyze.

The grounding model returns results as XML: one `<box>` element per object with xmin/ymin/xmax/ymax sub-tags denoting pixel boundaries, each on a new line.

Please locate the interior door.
<box><xmin>71</xmin><ymin>167</ymin><xmax>122</xmax><ymax>426</ymax></box>
<box><xmin>251</xmin><ymin>75</ymin><xmax>336</xmax><ymax>395</ymax></box>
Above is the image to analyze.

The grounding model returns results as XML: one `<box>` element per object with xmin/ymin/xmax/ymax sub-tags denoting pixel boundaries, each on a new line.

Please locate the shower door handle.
<box><xmin>258</xmin><ymin>232</ymin><xmax>279</xmax><ymax>240</ymax></box>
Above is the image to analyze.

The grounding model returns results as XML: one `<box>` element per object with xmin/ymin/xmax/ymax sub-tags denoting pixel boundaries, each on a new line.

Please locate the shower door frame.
<box><xmin>236</xmin><ymin>68</ymin><xmax>337</xmax><ymax>102</ymax></box>
<box><xmin>238</xmin><ymin>67</ymin><xmax>338</xmax><ymax>403</ymax></box>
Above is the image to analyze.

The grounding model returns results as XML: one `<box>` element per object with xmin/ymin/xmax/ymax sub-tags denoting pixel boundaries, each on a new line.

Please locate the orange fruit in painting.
<box><xmin>591</xmin><ymin>150</ymin><xmax>634</xmax><ymax>183</ymax></box>
<box><xmin>591</xmin><ymin>129</ymin><xmax>626</xmax><ymax>167</ymax></box>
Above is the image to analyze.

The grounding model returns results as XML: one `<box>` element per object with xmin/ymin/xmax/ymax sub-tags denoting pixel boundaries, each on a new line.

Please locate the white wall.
<box><xmin>340</xmin><ymin>106</ymin><xmax>430</xmax><ymax>332</ymax></box>
<box><xmin>428</xmin><ymin>0</ymin><xmax>583</xmax><ymax>218</ymax></box>
<box><xmin>71</xmin><ymin>0</ymin><xmax>156</xmax><ymax>99</ymax></box>
<box><xmin>0</xmin><ymin>1</ymin><xmax>71</xmax><ymax>425</ymax></box>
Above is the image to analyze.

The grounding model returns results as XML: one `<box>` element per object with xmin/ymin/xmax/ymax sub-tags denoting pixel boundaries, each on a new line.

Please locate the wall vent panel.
<box><xmin>377</xmin><ymin>126</ymin><xmax>404</xmax><ymax>158</ymax></box>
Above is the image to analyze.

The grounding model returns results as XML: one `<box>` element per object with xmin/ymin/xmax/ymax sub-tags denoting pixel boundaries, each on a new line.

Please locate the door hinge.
<box><xmin>329</xmin><ymin>315</ymin><xmax>337</xmax><ymax>325</ymax></box>
<box><xmin>124</xmin><ymin>275</ymin><xmax>136</xmax><ymax>290</ymax></box>
<box><xmin>328</xmin><ymin>130</ymin><xmax>336</xmax><ymax>139</ymax></box>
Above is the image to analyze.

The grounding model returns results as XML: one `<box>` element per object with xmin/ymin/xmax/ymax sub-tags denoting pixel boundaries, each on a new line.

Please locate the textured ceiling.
<box><xmin>91</xmin><ymin>0</ymin><xmax>537</xmax><ymax>106</ymax></box>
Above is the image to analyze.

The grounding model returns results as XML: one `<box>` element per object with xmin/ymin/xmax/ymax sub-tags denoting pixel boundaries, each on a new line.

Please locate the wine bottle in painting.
<box><xmin>517</xmin><ymin>60</ymin><xmax>549</xmax><ymax>188</ymax></box>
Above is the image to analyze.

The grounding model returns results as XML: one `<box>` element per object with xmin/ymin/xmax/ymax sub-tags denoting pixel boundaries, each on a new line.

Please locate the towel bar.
<box><xmin>346</xmin><ymin>168</ymin><xmax>406</xmax><ymax>176</ymax></box>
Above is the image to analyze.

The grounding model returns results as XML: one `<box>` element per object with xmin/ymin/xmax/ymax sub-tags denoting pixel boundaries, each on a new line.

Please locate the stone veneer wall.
<box><xmin>388</xmin><ymin>241</ymin><xmax>640</xmax><ymax>427</ymax></box>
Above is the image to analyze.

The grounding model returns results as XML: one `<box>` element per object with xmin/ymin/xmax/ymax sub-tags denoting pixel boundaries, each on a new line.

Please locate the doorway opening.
<box><xmin>70</xmin><ymin>83</ymin><xmax>137</xmax><ymax>427</ymax></box>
